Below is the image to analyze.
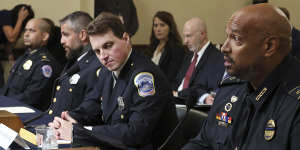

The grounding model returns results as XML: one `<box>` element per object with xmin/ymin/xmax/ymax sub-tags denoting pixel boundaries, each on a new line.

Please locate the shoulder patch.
<box><xmin>41</xmin><ymin>65</ymin><xmax>53</xmax><ymax>78</ymax></box>
<box><xmin>134</xmin><ymin>72</ymin><xmax>155</xmax><ymax>97</ymax></box>
<box><xmin>288</xmin><ymin>85</ymin><xmax>300</xmax><ymax>100</ymax></box>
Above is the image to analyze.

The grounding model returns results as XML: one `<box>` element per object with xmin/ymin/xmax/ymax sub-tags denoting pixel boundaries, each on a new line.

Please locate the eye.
<box><xmin>93</xmin><ymin>49</ymin><xmax>100</xmax><ymax>55</ymax></box>
<box><xmin>103</xmin><ymin>42</ymin><xmax>113</xmax><ymax>49</ymax></box>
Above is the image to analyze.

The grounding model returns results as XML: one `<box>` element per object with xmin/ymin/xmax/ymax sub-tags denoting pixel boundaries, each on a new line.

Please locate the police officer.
<box><xmin>1</xmin><ymin>18</ymin><xmax>61</xmax><ymax>111</ymax></box>
<box><xmin>49</xmin><ymin>13</ymin><xmax>178</xmax><ymax>150</ymax></box>
<box><xmin>182</xmin><ymin>4</ymin><xmax>300</xmax><ymax>150</ymax></box>
<box><xmin>44</xmin><ymin>11</ymin><xmax>102</xmax><ymax>120</ymax></box>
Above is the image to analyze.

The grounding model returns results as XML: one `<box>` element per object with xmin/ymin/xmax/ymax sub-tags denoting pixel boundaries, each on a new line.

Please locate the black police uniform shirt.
<box><xmin>69</xmin><ymin>50</ymin><xmax>178</xmax><ymax>150</ymax></box>
<box><xmin>1</xmin><ymin>47</ymin><xmax>61</xmax><ymax>111</ymax></box>
<box><xmin>182</xmin><ymin>54</ymin><xmax>300</xmax><ymax>150</ymax></box>
<box><xmin>46</xmin><ymin>45</ymin><xmax>102</xmax><ymax>118</ymax></box>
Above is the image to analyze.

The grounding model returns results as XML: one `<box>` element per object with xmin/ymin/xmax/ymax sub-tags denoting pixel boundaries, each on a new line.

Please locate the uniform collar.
<box><xmin>246</xmin><ymin>55</ymin><xmax>291</xmax><ymax>109</ymax></box>
<box><xmin>113</xmin><ymin>49</ymin><xmax>132</xmax><ymax>79</ymax></box>
<box><xmin>77</xmin><ymin>44</ymin><xmax>91</xmax><ymax>61</ymax></box>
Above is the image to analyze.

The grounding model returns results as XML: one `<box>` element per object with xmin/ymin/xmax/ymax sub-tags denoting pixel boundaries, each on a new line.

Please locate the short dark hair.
<box><xmin>11</xmin><ymin>4</ymin><xmax>35</xmax><ymax>30</ymax></box>
<box><xmin>59</xmin><ymin>11</ymin><xmax>93</xmax><ymax>33</ymax></box>
<box><xmin>86</xmin><ymin>13</ymin><xmax>125</xmax><ymax>39</ymax></box>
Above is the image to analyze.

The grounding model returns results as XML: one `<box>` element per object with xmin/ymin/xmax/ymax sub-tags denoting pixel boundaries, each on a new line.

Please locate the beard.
<box><xmin>66</xmin><ymin>45</ymin><xmax>84</xmax><ymax>61</ymax></box>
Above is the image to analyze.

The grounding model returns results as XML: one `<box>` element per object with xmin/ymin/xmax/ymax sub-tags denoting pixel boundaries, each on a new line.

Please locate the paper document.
<box><xmin>0</xmin><ymin>123</ymin><xmax>18</xmax><ymax>149</ymax></box>
<box><xmin>57</xmin><ymin>140</ymin><xmax>71</xmax><ymax>144</ymax></box>
<box><xmin>0</xmin><ymin>107</ymin><xmax>35</xmax><ymax>113</ymax></box>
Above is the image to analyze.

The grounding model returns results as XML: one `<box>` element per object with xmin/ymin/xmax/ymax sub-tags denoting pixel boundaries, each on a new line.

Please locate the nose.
<box><xmin>221</xmin><ymin>38</ymin><xmax>230</xmax><ymax>54</ymax></box>
<box><xmin>184</xmin><ymin>37</ymin><xmax>188</xmax><ymax>45</ymax></box>
<box><xmin>60</xmin><ymin>37</ymin><xmax>65</xmax><ymax>45</ymax></box>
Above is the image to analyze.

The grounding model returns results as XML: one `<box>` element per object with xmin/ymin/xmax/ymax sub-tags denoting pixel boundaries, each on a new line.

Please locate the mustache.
<box><xmin>223</xmin><ymin>54</ymin><xmax>234</xmax><ymax>64</ymax></box>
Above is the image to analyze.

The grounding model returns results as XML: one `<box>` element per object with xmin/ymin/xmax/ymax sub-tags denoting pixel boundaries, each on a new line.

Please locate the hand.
<box><xmin>18</xmin><ymin>7</ymin><xmax>29</xmax><ymax>21</ymax></box>
<box><xmin>48</xmin><ymin>111</ymin><xmax>77</xmax><ymax>140</ymax></box>
<box><xmin>204</xmin><ymin>94</ymin><xmax>215</xmax><ymax>105</ymax></box>
<box><xmin>61</xmin><ymin>111</ymin><xmax>77</xmax><ymax>124</ymax></box>
<box><xmin>173</xmin><ymin>91</ymin><xmax>178</xmax><ymax>97</ymax></box>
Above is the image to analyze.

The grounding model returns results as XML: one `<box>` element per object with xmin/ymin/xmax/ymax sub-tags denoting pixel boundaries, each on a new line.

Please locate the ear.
<box><xmin>263</xmin><ymin>36</ymin><xmax>279</xmax><ymax>57</ymax></box>
<box><xmin>42</xmin><ymin>32</ymin><xmax>50</xmax><ymax>42</ymax></box>
<box><xmin>122</xmin><ymin>32</ymin><xmax>130</xmax><ymax>44</ymax></box>
<box><xmin>79</xmin><ymin>29</ymin><xmax>88</xmax><ymax>41</ymax></box>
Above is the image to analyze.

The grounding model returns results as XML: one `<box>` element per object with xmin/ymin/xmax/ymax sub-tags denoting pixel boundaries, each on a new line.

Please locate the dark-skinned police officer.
<box><xmin>1</xmin><ymin>18</ymin><xmax>61</xmax><ymax>111</ymax></box>
<box><xmin>49</xmin><ymin>13</ymin><xmax>178</xmax><ymax>150</ymax></box>
<box><xmin>182</xmin><ymin>4</ymin><xmax>300</xmax><ymax>150</ymax></box>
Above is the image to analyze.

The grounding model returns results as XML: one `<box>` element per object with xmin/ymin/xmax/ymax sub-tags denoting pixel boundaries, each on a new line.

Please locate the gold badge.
<box><xmin>231</xmin><ymin>96</ymin><xmax>238</xmax><ymax>103</ymax></box>
<box><xmin>224</xmin><ymin>103</ymin><xmax>232</xmax><ymax>112</ymax></box>
<box><xmin>23</xmin><ymin>60</ymin><xmax>33</xmax><ymax>70</ymax></box>
<box><xmin>256</xmin><ymin>87</ymin><xmax>267</xmax><ymax>101</ymax></box>
<box><xmin>264</xmin><ymin>119</ymin><xmax>276</xmax><ymax>141</ymax></box>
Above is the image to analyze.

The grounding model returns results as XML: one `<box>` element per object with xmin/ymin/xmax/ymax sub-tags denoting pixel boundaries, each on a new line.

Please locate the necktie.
<box><xmin>183</xmin><ymin>53</ymin><xmax>198</xmax><ymax>89</ymax></box>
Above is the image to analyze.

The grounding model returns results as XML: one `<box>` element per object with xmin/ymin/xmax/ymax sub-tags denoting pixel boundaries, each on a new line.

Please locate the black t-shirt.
<box><xmin>0</xmin><ymin>10</ymin><xmax>13</xmax><ymax>44</ymax></box>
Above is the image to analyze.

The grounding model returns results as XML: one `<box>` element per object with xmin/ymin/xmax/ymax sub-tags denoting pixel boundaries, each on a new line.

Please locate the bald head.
<box><xmin>221</xmin><ymin>4</ymin><xmax>292</xmax><ymax>88</ymax></box>
<box><xmin>183</xmin><ymin>17</ymin><xmax>208</xmax><ymax>52</ymax></box>
<box><xmin>230</xmin><ymin>4</ymin><xmax>291</xmax><ymax>52</ymax></box>
<box><xmin>24</xmin><ymin>18</ymin><xmax>52</xmax><ymax>50</ymax></box>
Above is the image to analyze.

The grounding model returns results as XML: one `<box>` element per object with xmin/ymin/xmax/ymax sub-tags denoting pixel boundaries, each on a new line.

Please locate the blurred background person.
<box><xmin>0</xmin><ymin>4</ymin><xmax>34</xmax><ymax>87</ymax></box>
<box><xmin>149</xmin><ymin>11</ymin><xmax>185</xmax><ymax>84</ymax></box>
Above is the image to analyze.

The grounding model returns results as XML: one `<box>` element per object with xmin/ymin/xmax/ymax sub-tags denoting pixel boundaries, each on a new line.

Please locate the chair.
<box><xmin>160</xmin><ymin>105</ymin><xmax>208</xmax><ymax>150</ymax></box>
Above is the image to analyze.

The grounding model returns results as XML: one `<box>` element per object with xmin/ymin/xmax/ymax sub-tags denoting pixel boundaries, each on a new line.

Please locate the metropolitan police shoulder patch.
<box><xmin>134</xmin><ymin>72</ymin><xmax>155</xmax><ymax>97</ymax></box>
<box><xmin>41</xmin><ymin>65</ymin><xmax>53</xmax><ymax>78</ymax></box>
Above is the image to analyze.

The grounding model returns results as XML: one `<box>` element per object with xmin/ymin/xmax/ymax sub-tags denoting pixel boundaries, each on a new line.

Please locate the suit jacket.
<box><xmin>1</xmin><ymin>47</ymin><xmax>61</xmax><ymax>111</ymax></box>
<box><xmin>157</xmin><ymin>43</ymin><xmax>185</xmax><ymax>84</ymax></box>
<box><xmin>173</xmin><ymin>43</ymin><xmax>225</xmax><ymax>100</ymax></box>
<box><xmin>291</xmin><ymin>27</ymin><xmax>300</xmax><ymax>59</ymax></box>
<box><xmin>69</xmin><ymin>50</ymin><xmax>178</xmax><ymax>150</ymax></box>
<box><xmin>94</xmin><ymin>0</ymin><xmax>138</xmax><ymax>36</ymax></box>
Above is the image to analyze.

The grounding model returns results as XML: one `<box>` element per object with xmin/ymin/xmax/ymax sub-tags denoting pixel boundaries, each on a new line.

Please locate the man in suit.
<box><xmin>173</xmin><ymin>17</ymin><xmax>225</xmax><ymax>105</ymax></box>
<box><xmin>49</xmin><ymin>13</ymin><xmax>177</xmax><ymax>150</ymax></box>
<box><xmin>1</xmin><ymin>18</ymin><xmax>61</xmax><ymax>111</ymax></box>
<box><xmin>278</xmin><ymin>6</ymin><xmax>300</xmax><ymax>60</ymax></box>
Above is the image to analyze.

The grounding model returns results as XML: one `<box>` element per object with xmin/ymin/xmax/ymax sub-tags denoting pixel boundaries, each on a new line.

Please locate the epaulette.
<box><xmin>287</xmin><ymin>82</ymin><xmax>300</xmax><ymax>100</ymax></box>
<box><xmin>220</xmin><ymin>76</ymin><xmax>245</xmax><ymax>87</ymax></box>
<box><xmin>40</xmin><ymin>55</ymin><xmax>50</xmax><ymax>62</ymax></box>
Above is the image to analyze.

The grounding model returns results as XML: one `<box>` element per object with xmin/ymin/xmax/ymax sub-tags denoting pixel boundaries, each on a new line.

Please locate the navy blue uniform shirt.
<box><xmin>182</xmin><ymin>54</ymin><xmax>300</xmax><ymax>150</ymax></box>
<box><xmin>69</xmin><ymin>50</ymin><xmax>178</xmax><ymax>150</ymax></box>
<box><xmin>1</xmin><ymin>47</ymin><xmax>61</xmax><ymax>111</ymax></box>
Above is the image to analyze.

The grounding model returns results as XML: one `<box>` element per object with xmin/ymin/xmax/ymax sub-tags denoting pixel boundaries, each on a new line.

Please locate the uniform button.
<box><xmin>53</xmin><ymin>98</ymin><xmax>56</xmax><ymax>103</ymax></box>
<box><xmin>69</xmin><ymin>88</ymin><xmax>72</xmax><ymax>92</ymax></box>
<box><xmin>56</xmin><ymin>86</ymin><xmax>60</xmax><ymax>91</ymax></box>
<box><xmin>48</xmin><ymin>110</ymin><xmax>53</xmax><ymax>115</ymax></box>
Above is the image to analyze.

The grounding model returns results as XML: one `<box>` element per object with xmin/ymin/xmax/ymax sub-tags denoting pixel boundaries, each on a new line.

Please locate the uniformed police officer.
<box><xmin>44</xmin><ymin>11</ymin><xmax>102</xmax><ymax>120</ymax></box>
<box><xmin>1</xmin><ymin>18</ymin><xmax>61</xmax><ymax>111</ymax></box>
<box><xmin>49</xmin><ymin>13</ymin><xmax>178</xmax><ymax>150</ymax></box>
<box><xmin>182</xmin><ymin>4</ymin><xmax>300</xmax><ymax>150</ymax></box>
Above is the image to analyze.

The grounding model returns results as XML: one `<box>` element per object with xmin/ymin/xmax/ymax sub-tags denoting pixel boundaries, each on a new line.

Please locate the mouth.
<box><xmin>223</xmin><ymin>56</ymin><xmax>233</xmax><ymax>67</ymax></box>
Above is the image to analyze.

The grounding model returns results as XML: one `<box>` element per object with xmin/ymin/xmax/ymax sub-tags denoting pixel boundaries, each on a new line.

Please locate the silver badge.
<box><xmin>117</xmin><ymin>96</ymin><xmax>125</xmax><ymax>111</ymax></box>
<box><xmin>69</xmin><ymin>74</ymin><xmax>80</xmax><ymax>84</ymax></box>
<box><xmin>231</xmin><ymin>96</ymin><xmax>238</xmax><ymax>103</ymax></box>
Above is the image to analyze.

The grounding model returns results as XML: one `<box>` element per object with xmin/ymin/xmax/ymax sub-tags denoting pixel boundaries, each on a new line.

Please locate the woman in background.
<box><xmin>149</xmin><ymin>11</ymin><xmax>185</xmax><ymax>84</ymax></box>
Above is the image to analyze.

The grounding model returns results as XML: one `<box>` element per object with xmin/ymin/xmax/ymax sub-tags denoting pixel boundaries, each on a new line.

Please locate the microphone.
<box><xmin>23</xmin><ymin>64</ymin><xmax>80</xmax><ymax>126</ymax></box>
<box><xmin>158</xmin><ymin>91</ymin><xmax>198</xmax><ymax>150</ymax></box>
